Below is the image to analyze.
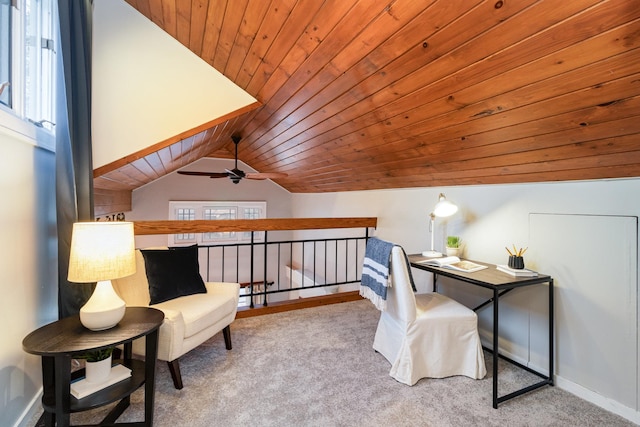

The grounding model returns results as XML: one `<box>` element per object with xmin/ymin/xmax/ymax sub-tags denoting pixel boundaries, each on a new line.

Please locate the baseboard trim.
<box><xmin>554</xmin><ymin>376</ymin><xmax>640</xmax><ymax>425</ymax></box>
<box><xmin>479</xmin><ymin>336</ymin><xmax>639</xmax><ymax>425</ymax></box>
<box><xmin>15</xmin><ymin>387</ymin><xmax>43</xmax><ymax>427</ymax></box>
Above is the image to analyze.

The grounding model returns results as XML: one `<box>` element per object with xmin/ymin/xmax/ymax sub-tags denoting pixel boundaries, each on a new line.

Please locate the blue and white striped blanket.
<box><xmin>360</xmin><ymin>237</ymin><xmax>395</xmax><ymax>311</ymax></box>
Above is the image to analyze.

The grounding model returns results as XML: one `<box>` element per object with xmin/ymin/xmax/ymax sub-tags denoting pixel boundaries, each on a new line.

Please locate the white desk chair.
<box><xmin>373</xmin><ymin>246</ymin><xmax>486</xmax><ymax>385</ymax></box>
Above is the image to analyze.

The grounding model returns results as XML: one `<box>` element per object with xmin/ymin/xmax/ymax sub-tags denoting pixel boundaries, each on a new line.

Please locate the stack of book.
<box><xmin>496</xmin><ymin>265</ymin><xmax>538</xmax><ymax>277</ymax></box>
<box><xmin>71</xmin><ymin>364</ymin><xmax>132</xmax><ymax>399</ymax></box>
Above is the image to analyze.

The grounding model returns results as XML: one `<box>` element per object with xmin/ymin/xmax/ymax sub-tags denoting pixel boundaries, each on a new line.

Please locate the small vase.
<box><xmin>85</xmin><ymin>355</ymin><xmax>112</xmax><ymax>384</ymax></box>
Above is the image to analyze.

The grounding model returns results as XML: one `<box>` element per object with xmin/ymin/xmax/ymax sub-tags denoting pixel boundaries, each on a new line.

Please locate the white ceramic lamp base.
<box><xmin>80</xmin><ymin>280</ymin><xmax>126</xmax><ymax>331</ymax></box>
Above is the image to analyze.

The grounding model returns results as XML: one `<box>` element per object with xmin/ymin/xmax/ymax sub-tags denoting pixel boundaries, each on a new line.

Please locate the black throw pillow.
<box><xmin>141</xmin><ymin>245</ymin><xmax>207</xmax><ymax>305</ymax></box>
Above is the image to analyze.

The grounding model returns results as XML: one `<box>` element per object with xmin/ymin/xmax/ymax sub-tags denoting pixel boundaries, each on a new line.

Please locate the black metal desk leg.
<box><xmin>493</xmin><ymin>288</ymin><xmax>499</xmax><ymax>409</ymax></box>
<box><xmin>549</xmin><ymin>279</ymin><xmax>554</xmax><ymax>386</ymax></box>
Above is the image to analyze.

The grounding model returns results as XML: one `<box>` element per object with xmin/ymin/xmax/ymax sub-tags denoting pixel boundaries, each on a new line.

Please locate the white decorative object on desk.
<box><xmin>445</xmin><ymin>246</ymin><xmax>460</xmax><ymax>257</ymax></box>
<box><xmin>445</xmin><ymin>235</ymin><xmax>461</xmax><ymax>257</ymax></box>
<box><xmin>496</xmin><ymin>265</ymin><xmax>538</xmax><ymax>277</ymax></box>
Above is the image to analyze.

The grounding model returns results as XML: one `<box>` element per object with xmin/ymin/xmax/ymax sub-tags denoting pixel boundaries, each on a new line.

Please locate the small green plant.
<box><xmin>74</xmin><ymin>347</ymin><xmax>114</xmax><ymax>362</ymax></box>
<box><xmin>446</xmin><ymin>236</ymin><xmax>461</xmax><ymax>248</ymax></box>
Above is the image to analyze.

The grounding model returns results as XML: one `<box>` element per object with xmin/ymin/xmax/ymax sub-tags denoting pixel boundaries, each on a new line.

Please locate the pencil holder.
<box><xmin>508</xmin><ymin>255</ymin><xmax>525</xmax><ymax>269</ymax></box>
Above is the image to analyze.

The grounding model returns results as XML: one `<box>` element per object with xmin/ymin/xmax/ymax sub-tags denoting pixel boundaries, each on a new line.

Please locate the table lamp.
<box><xmin>67</xmin><ymin>221</ymin><xmax>136</xmax><ymax>331</ymax></box>
<box><xmin>422</xmin><ymin>193</ymin><xmax>458</xmax><ymax>258</ymax></box>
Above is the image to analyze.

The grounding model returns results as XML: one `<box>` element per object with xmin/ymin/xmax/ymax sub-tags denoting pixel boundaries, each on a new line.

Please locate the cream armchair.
<box><xmin>112</xmin><ymin>249</ymin><xmax>240</xmax><ymax>389</ymax></box>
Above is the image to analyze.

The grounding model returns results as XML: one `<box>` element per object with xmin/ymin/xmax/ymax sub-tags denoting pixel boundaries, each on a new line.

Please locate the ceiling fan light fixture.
<box><xmin>177</xmin><ymin>135</ymin><xmax>288</xmax><ymax>184</ymax></box>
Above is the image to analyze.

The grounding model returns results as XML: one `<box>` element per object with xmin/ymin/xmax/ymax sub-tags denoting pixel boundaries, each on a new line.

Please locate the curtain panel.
<box><xmin>56</xmin><ymin>0</ymin><xmax>95</xmax><ymax>318</ymax></box>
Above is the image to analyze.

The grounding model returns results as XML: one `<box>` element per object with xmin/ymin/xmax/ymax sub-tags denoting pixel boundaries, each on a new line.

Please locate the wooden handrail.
<box><xmin>132</xmin><ymin>217</ymin><xmax>377</xmax><ymax>235</ymax></box>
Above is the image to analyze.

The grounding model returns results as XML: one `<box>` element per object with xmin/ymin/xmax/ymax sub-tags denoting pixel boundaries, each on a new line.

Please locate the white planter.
<box><xmin>445</xmin><ymin>247</ymin><xmax>460</xmax><ymax>257</ymax></box>
<box><xmin>85</xmin><ymin>354</ymin><xmax>112</xmax><ymax>384</ymax></box>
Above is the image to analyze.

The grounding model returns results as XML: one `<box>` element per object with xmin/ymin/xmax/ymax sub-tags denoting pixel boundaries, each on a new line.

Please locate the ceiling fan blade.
<box><xmin>178</xmin><ymin>170</ymin><xmax>228</xmax><ymax>178</ymax></box>
<box><xmin>178</xmin><ymin>135</ymin><xmax>283</xmax><ymax>184</ymax></box>
<box><xmin>245</xmin><ymin>172</ymin><xmax>289</xmax><ymax>180</ymax></box>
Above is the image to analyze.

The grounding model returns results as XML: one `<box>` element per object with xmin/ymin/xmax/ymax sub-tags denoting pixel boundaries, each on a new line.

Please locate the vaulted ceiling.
<box><xmin>95</xmin><ymin>0</ymin><xmax>640</xmax><ymax>214</ymax></box>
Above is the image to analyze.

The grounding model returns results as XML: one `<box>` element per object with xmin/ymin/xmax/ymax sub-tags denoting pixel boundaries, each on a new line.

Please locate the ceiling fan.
<box><xmin>177</xmin><ymin>135</ymin><xmax>288</xmax><ymax>184</ymax></box>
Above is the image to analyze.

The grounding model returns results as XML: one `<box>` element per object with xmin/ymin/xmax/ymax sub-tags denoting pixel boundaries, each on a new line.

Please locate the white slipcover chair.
<box><xmin>373</xmin><ymin>247</ymin><xmax>486</xmax><ymax>385</ymax></box>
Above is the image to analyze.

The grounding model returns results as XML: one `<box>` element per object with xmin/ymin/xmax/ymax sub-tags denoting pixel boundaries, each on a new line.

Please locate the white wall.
<box><xmin>128</xmin><ymin>158</ymin><xmax>295</xmax><ymax>304</ymax></box>
<box><xmin>128</xmin><ymin>156</ymin><xmax>640</xmax><ymax>422</ymax></box>
<box><xmin>0</xmin><ymin>110</ymin><xmax>58</xmax><ymax>427</ymax></box>
<box><xmin>292</xmin><ymin>179</ymin><xmax>639</xmax><ymax>256</ymax></box>
<box><xmin>92</xmin><ymin>0</ymin><xmax>257</xmax><ymax>169</ymax></box>
<box><xmin>128</xmin><ymin>157</ymin><xmax>294</xmax><ymax>248</ymax></box>
<box><xmin>291</xmin><ymin>178</ymin><xmax>640</xmax><ymax>423</ymax></box>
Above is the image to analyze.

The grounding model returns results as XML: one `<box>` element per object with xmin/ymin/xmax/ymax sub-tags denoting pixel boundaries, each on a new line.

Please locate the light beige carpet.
<box><xmin>33</xmin><ymin>300</ymin><xmax>634</xmax><ymax>426</ymax></box>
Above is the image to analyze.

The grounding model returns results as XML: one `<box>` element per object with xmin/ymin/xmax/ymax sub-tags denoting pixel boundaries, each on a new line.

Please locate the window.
<box><xmin>168</xmin><ymin>201</ymin><xmax>267</xmax><ymax>246</ymax></box>
<box><xmin>0</xmin><ymin>0</ymin><xmax>11</xmax><ymax>107</ymax></box>
<box><xmin>1</xmin><ymin>0</ymin><xmax>56</xmax><ymax>130</ymax></box>
<box><xmin>203</xmin><ymin>206</ymin><xmax>237</xmax><ymax>241</ymax></box>
<box><xmin>174</xmin><ymin>207</ymin><xmax>196</xmax><ymax>243</ymax></box>
<box><xmin>242</xmin><ymin>207</ymin><xmax>262</xmax><ymax>239</ymax></box>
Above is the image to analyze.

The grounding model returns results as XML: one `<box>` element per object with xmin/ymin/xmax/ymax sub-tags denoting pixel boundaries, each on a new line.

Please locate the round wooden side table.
<box><xmin>23</xmin><ymin>307</ymin><xmax>164</xmax><ymax>427</ymax></box>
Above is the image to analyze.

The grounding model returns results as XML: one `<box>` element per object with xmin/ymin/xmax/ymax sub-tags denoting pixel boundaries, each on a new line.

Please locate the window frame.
<box><xmin>168</xmin><ymin>201</ymin><xmax>267</xmax><ymax>246</ymax></box>
<box><xmin>0</xmin><ymin>0</ymin><xmax>57</xmax><ymax>133</ymax></box>
<box><xmin>0</xmin><ymin>0</ymin><xmax>13</xmax><ymax>108</ymax></box>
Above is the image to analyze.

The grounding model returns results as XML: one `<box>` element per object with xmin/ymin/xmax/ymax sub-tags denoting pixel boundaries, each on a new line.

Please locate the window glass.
<box><xmin>242</xmin><ymin>207</ymin><xmax>262</xmax><ymax>239</ymax></box>
<box><xmin>0</xmin><ymin>0</ymin><xmax>11</xmax><ymax>107</ymax></box>
<box><xmin>168</xmin><ymin>201</ymin><xmax>266</xmax><ymax>246</ymax></box>
<box><xmin>203</xmin><ymin>207</ymin><xmax>237</xmax><ymax>242</ymax></box>
<box><xmin>23</xmin><ymin>0</ymin><xmax>55</xmax><ymax>127</ymax></box>
<box><xmin>1</xmin><ymin>0</ymin><xmax>56</xmax><ymax>130</ymax></box>
<box><xmin>174</xmin><ymin>207</ymin><xmax>196</xmax><ymax>243</ymax></box>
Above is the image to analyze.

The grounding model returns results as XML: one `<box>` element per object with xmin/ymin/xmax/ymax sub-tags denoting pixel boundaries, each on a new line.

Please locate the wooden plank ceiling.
<box><xmin>96</xmin><ymin>0</ymin><xmax>640</xmax><ymax>208</ymax></box>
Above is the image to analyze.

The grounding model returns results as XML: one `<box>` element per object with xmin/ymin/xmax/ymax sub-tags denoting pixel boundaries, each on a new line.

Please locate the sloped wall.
<box><xmin>92</xmin><ymin>0</ymin><xmax>256</xmax><ymax>169</ymax></box>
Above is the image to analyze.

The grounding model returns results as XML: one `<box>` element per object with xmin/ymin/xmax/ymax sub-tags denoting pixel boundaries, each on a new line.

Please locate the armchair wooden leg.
<box><xmin>167</xmin><ymin>359</ymin><xmax>184</xmax><ymax>390</ymax></box>
<box><xmin>223</xmin><ymin>325</ymin><xmax>232</xmax><ymax>350</ymax></box>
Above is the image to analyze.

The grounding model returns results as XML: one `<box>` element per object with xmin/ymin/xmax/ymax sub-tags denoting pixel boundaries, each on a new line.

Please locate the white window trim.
<box><xmin>0</xmin><ymin>103</ymin><xmax>55</xmax><ymax>151</ymax></box>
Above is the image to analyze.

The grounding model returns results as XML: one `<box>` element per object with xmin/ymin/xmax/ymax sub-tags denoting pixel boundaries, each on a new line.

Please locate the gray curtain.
<box><xmin>56</xmin><ymin>0</ymin><xmax>95</xmax><ymax>318</ymax></box>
